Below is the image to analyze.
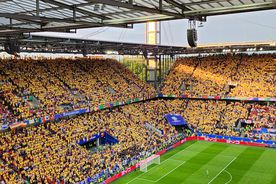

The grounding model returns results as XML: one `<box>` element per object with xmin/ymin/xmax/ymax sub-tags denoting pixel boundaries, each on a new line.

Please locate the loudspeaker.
<box><xmin>143</xmin><ymin>50</ymin><xmax>148</xmax><ymax>59</ymax></box>
<box><xmin>82</xmin><ymin>48</ymin><xmax>88</xmax><ymax>57</ymax></box>
<box><xmin>4</xmin><ymin>40</ymin><xmax>20</xmax><ymax>55</ymax></box>
<box><xmin>81</xmin><ymin>44</ymin><xmax>88</xmax><ymax>57</ymax></box>
<box><xmin>187</xmin><ymin>29</ymin><xmax>197</xmax><ymax>47</ymax></box>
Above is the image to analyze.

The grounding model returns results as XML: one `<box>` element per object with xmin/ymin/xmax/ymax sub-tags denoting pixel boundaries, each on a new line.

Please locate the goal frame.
<box><xmin>140</xmin><ymin>154</ymin><xmax>160</xmax><ymax>172</ymax></box>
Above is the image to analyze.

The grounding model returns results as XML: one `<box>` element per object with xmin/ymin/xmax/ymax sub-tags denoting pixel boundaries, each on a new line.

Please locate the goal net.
<box><xmin>140</xmin><ymin>154</ymin><xmax>160</xmax><ymax>172</ymax></box>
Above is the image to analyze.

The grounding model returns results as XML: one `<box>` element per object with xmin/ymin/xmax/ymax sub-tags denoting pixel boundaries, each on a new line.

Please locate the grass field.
<box><xmin>113</xmin><ymin>141</ymin><xmax>276</xmax><ymax>184</ymax></box>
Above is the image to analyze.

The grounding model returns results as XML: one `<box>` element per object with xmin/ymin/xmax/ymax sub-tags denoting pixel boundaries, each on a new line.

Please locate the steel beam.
<box><xmin>159</xmin><ymin>0</ymin><xmax>163</xmax><ymax>10</ymax></box>
<box><xmin>0</xmin><ymin>22</ymin><xmax>129</xmax><ymax>36</ymax></box>
<box><xmin>86</xmin><ymin>0</ymin><xmax>184</xmax><ymax>18</ymax></box>
<box><xmin>0</xmin><ymin>0</ymin><xmax>275</xmax><ymax>38</ymax></box>
<box><xmin>41</xmin><ymin>0</ymin><xmax>107</xmax><ymax>20</ymax></box>
<box><xmin>163</xmin><ymin>0</ymin><xmax>191</xmax><ymax>12</ymax></box>
<box><xmin>0</xmin><ymin>13</ymin><xmax>103</xmax><ymax>25</ymax></box>
<box><xmin>182</xmin><ymin>0</ymin><xmax>233</xmax><ymax>6</ymax></box>
<box><xmin>184</xmin><ymin>2</ymin><xmax>276</xmax><ymax>16</ymax></box>
<box><xmin>36</xmin><ymin>0</ymin><xmax>40</xmax><ymax>16</ymax></box>
<box><xmin>15</xmin><ymin>2</ymin><xmax>95</xmax><ymax>15</ymax></box>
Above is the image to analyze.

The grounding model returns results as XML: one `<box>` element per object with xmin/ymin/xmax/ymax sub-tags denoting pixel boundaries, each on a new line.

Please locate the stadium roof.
<box><xmin>1</xmin><ymin>35</ymin><xmax>275</xmax><ymax>55</ymax></box>
<box><xmin>185</xmin><ymin>40</ymin><xmax>276</xmax><ymax>54</ymax></box>
<box><xmin>0</xmin><ymin>34</ymin><xmax>187</xmax><ymax>55</ymax></box>
<box><xmin>0</xmin><ymin>0</ymin><xmax>276</xmax><ymax>36</ymax></box>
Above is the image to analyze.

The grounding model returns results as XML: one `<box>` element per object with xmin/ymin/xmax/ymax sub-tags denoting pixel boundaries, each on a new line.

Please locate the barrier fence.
<box><xmin>157</xmin><ymin>94</ymin><xmax>276</xmax><ymax>102</ymax></box>
<box><xmin>3</xmin><ymin>93</ymin><xmax>275</xmax><ymax>131</ymax></box>
<box><xmin>3</xmin><ymin>94</ymin><xmax>156</xmax><ymax>131</ymax></box>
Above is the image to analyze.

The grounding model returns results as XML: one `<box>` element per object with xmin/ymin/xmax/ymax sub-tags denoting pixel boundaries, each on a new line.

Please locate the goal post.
<box><xmin>140</xmin><ymin>154</ymin><xmax>160</xmax><ymax>172</ymax></box>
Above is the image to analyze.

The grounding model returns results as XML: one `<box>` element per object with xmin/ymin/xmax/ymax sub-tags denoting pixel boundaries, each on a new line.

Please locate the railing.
<box><xmin>157</xmin><ymin>93</ymin><xmax>276</xmax><ymax>102</ymax></box>
<box><xmin>2</xmin><ymin>93</ymin><xmax>275</xmax><ymax>131</ymax></box>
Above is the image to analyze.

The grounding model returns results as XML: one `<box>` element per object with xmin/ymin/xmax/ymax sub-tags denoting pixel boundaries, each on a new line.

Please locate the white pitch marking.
<box><xmin>126</xmin><ymin>143</ymin><xmax>196</xmax><ymax>184</ymax></box>
<box><xmin>224</xmin><ymin>170</ymin><xmax>233</xmax><ymax>184</ymax></box>
<box><xmin>153</xmin><ymin>161</ymin><xmax>186</xmax><ymax>183</ymax></box>
<box><xmin>134</xmin><ymin>177</ymin><xmax>156</xmax><ymax>183</ymax></box>
<box><xmin>208</xmin><ymin>157</ymin><xmax>237</xmax><ymax>184</ymax></box>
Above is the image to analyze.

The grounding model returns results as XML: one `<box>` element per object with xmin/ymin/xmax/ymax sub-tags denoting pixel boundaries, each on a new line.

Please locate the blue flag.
<box><xmin>165</xmin><ymin>114</ymin><xmax>187</xmax><ymax>126</ymax></box>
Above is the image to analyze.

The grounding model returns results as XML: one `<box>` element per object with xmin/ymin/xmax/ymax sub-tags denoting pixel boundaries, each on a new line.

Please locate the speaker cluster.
<box><xmin>4</xmin><ymin>40</ymin><xmax>20</xmax><ymax>55</ymax></box>
<box><xmin>187</xmin><ymin>28</ymin><xmax>198</xmax><ymax>47</ymax></box>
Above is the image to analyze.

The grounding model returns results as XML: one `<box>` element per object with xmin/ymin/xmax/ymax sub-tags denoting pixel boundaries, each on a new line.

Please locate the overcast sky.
<box><xmin>36</xmin><ymin>9</ymin><xmax>276</xmax><ymax>46</ymax></box>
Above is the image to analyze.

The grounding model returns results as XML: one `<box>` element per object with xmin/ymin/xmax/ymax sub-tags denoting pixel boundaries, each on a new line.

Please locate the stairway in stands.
<box><xmin>75</xmin><ymin>60</ymin><xmax>116</xmax><ymax>97</ymax></box>
<box><xmin>40</xmin><ymin>61</ymin><xmax>88</xmax><ymax>106</ymax></box>
<box><xmin>263</xmin><ymin>59</ymin><xmax>276</xmax><ymax>73</ymax></box>
<box><xmin>224</xmin><ymin>55</ymin><xmax>244</xmax><ymax>96</ymax></box>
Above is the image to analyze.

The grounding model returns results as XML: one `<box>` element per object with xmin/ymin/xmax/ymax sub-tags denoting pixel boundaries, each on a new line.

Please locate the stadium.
<box><xmin>0</xmin><ymin>0</ymin><xmax>276</xmax><ymax>184</ymax></box>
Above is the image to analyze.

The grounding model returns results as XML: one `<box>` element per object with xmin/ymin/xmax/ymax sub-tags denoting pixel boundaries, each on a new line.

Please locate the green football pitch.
<box><xmin>113</xmin><ymin>141</ymin><xmax>276</xmax><ymax>184</ymax></box>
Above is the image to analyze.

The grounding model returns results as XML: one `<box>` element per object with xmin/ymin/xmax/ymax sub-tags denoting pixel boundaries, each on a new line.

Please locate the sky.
<box><xmin>35</xmin><ymin>9</ymin><xmax>276</xmax><ymax>47</ymax></box>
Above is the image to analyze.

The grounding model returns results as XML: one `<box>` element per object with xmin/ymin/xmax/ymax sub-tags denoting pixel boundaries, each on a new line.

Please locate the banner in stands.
<box><xmin>157</xmin><ymin>93</ymin><xmax>276</xmax><ymax>102</ymax></box>
<box><xmin>2</xmin><ymin>95</ymin><xmax>156</xmax><ymax>131</ymax></box>
<box><xmin>77</xmin><ymin>133</ymin><xmax>101</xmax><ymax>145</ymax></box>
<box><xmin>198</xmin><ymin>133</ymin><xmax>276</xmax><ymax>145</ymax></box>
<box><xmin>254</xmin><ymin>128</ymin><xmax>276</xmax><ymax>135</ymax></box>
<box><xmin>1</xmin><ymin>124</ymin><xmax>9</xmax><ymax>130</ymax></box>
<box><xmin>63</xmin><ymin>108</ymin><xmax>87</xmax><ymax>117</ymax></box>
<box><xmin>3</xmin><ymin>94</ymin><xmax>275</xmax><ymax>132</ymax></box>
<box><xmin>77</xmin><ymin>132</ymin><xmax>118</xmax><ymax>146</ymax></box>
<box><xmin>165</xmin><ymin>114</ymin><xmax>187</xmax><ymax>126</ymax></box>
<box><xmin>9</xmin><ymin>122</ymin><xmax>25</xmax><ymax>129</ymax></box>
<box><xmin>54</xmin><ymin>113</ymin><xmax>63</xmax><ymax>119</ymax></box>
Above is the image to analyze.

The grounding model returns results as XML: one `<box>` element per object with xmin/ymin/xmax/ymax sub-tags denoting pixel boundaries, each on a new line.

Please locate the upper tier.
<box><xmin>162</xmin><ymin>54</ymin><xmax>276</xmax><ymax>98</ymax></box>
<box><xmin>0</xmin><ymin>58</ymin><xmax>154</xmax><ymax>125</ymax></box>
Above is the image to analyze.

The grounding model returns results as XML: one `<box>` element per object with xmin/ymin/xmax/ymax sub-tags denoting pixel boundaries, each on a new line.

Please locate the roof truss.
<box><xmin>0</xmin><ymin>0</ymin><xmax>275</xmax><ymax>36</ymax></box>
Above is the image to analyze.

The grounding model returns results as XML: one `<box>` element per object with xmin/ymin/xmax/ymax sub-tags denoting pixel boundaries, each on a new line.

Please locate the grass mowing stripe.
<box><xmin>271</xmin><ymin>170</ymin><xmax>276</xmax><ymax>184</ymax></box>
<box><xmin>137</xmin><ymin>159</ymin><xmax>184</xmax><ymax>181</ymax></box>
<box><xmin>127</xmin><ymin>142</ymin><xmax>197</xmax><ymax>183</ymax></box>
<box><xmin>207</xmin><ymin>157</ymin><xmax>237</xmax><ymax>184</ymax></box>
<box><xmin>211</xmin><ymin>146</ymin><xmax>266</xmax><ymax>184</ymax></box>
<box><xmin>113</xmin><ymin>142</ymin><xmax>276</xmax><ymax>184</ymax></box>
<box><xmin>130</xmin><ymin>157</ymin><xmax>183</xmax><ymax>182</ymax></box>
<box><xmin>116</xmin><ymin>141</ymin><xmax>197</xmax><ymax>184</ymax></box>
<box><xmin>160</xmin><ymin>143</ymin><xmax>230</xmax><ymax>184</ymax></box>
<box><xmin>182</xmin><ymin>142</ymin><xmax>247</xmax><ymax>184</ymax></box>
<box><xmin>237</xmin><ymin>148</ymin><xmax>276</xmax><ymax>184</ymax></box>
<box><xmin>134</xmin><ymin>178</ymin><xmax>155</xmax><ymax>183</ymax></box>
<box><xmin>154</xmin><ymin>161</ymin><xmax>186</xmax><ymax>182</ymax></box>
<box><xmin>159</xmin><ymin>141</ymin><xmax>198</xmax><ymax>161</ymax></box>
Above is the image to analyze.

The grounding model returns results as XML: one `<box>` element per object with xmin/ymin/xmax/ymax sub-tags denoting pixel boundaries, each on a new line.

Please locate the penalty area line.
<box><xmin>208</xmin><ymin>157</ymin><xmax>236</xmax><ymax>184</ymax></box>
<box><xmin>134</xmin><ymin>178</ymin><xmax>156</xmax><ymax>183</ymax></box>
<box><xmin>126</xmin><ymin>143</ymin><xmax>195</xmax><ymax>184</ymax></box>
<box><xmin>153</xmin><ymin>161</ymin><xmax>186</xmax><ymax>183</ymax></box>
<box><xmin>224</xmin><ymin>170</ymin><xmax>233</xmax><ymax>184</ymax></box>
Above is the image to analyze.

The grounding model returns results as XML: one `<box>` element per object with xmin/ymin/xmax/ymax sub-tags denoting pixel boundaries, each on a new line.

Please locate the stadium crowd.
<box><xmin>162</xmin><ymin>54</ymin><xmax>276</xmax><ymax>97</ymax></box>
<box><xmin>0</xmin><ymin>103</ymin><xmax>180</xmax><ymax>183</ymax></box>
<box><xmin>0</xmin><ymin>58</ymin><xmax>154</xmax><ymax>126</ymax></box>
<box><xmin>135</xmin><ymin>99</ymin><xmax>275</xmax><ymax>140</ymax></box>
<box><xmin>0</xmin><ymin>54</ymin><xmax>275</xmax><ymax>184</ymax></box>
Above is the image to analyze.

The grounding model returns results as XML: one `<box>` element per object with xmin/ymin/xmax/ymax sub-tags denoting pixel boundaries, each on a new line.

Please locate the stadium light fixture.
<box><xmin>105</xmin><ymin>50</ymin><xmax>118</xmax><ymax>55</ymax></box>
<box><xmin>198</xmin><ymin>22</ymin><xmax>204</xmax><ymax>28</ymax></box>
